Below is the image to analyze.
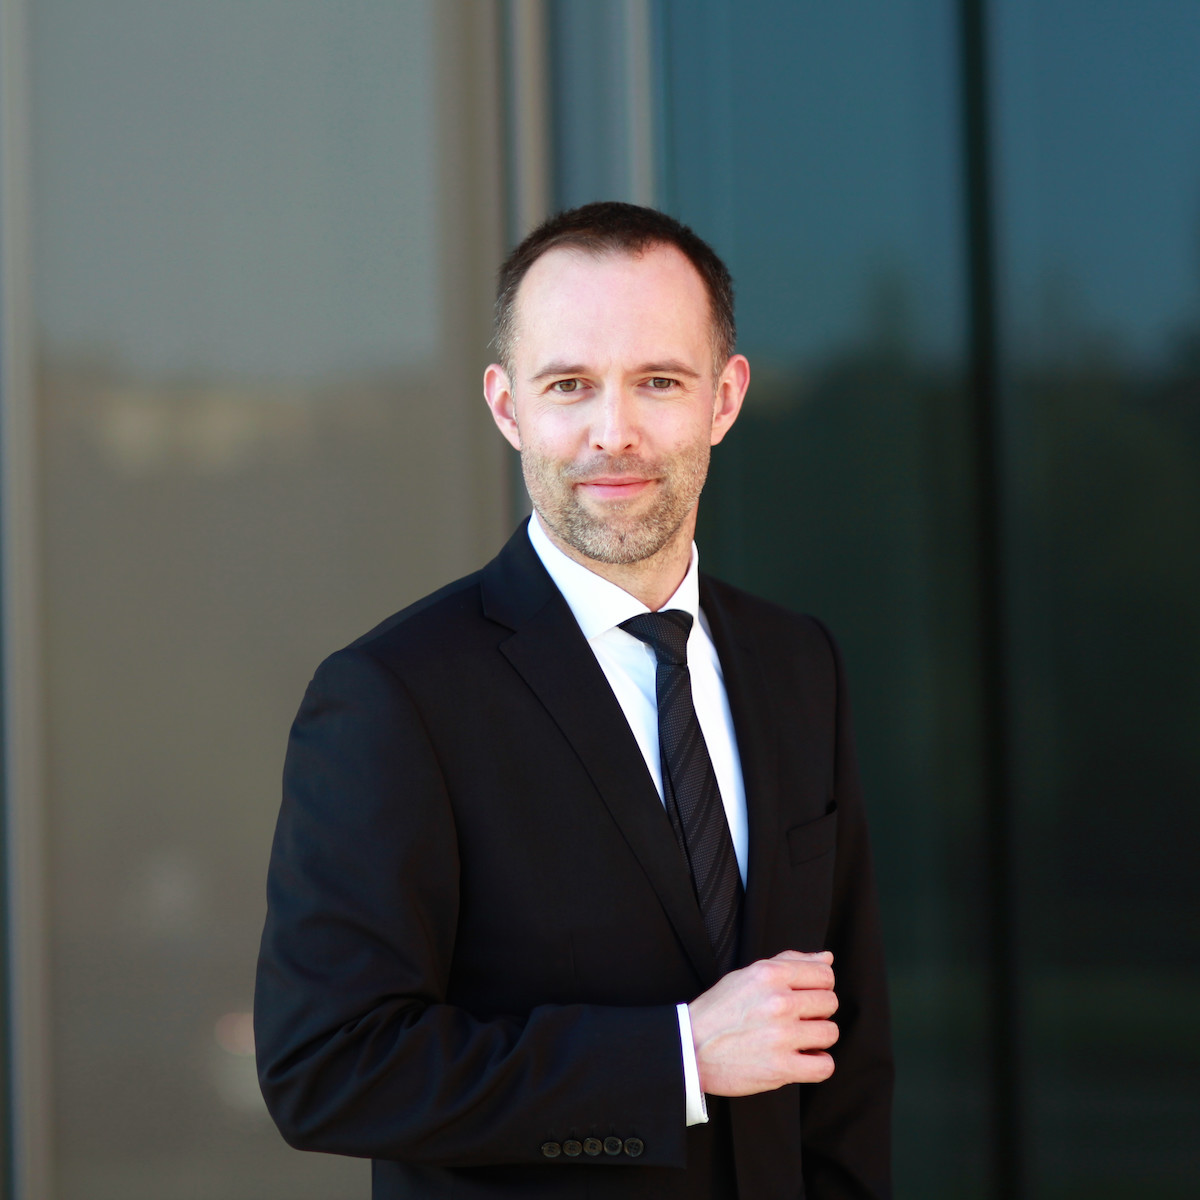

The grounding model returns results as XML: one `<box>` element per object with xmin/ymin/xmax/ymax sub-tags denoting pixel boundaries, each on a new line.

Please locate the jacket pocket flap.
<box><xmin>787</xmin><ymin>809</ymin><xmax>838</xmax><ymax>866</ymax></box>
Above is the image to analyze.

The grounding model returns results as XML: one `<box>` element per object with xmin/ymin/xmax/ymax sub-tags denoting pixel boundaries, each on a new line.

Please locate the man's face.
<box><xmin>484</xmin><ymin>243</ymin><xmax>747</xmax><ymax>566</ymax></box>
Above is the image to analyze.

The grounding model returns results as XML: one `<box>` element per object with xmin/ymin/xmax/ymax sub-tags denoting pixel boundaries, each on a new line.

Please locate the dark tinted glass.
<box><xmin>993</xmin><ymin>2</ymin><xmax>1200</xmax><ymax>1194</ymax></box>
<box><xmin>659</xmin><ymin>3</ymin><xmax>990</xmax><ymax>1195</ymax></box>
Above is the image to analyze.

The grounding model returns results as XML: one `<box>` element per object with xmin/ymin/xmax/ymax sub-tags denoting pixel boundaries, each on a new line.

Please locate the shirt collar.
<box><xmin>526</xmin><ymin>512</ymin><xmax>701</xmax><ymax>641</ymax></box>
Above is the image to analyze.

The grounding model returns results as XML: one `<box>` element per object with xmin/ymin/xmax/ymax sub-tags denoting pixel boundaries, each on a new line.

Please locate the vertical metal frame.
<box><xmin>432</xmin><ymin>0</ymin><xmax>513</xmax><ymax>556</ymax></box>
<box><xmin>502</xmin><ymin>0</ymin><xmax>552</xmax><ymax>245</ymax></box>
<box><xmin>536</xmin><ymin>0</ymin><xmax>660</xmax><ymax>214</ymax></box>
<box><xmin>621</xmin><ymin>0</ymin><xmax>657</xmax><ymax>208</ymax></box>
<box><xmin>498</xmin><ymin>0</ymin><xmax>660</xmax><ymax>521</ymax></box>
<box><xmin>500</xmin><ymin>0</ymin><xmax>659</xmax><ymax>245</ymax></box>
<box><xmin>499</xmin><ymin>0</ymin><xmax>551</xmax><ymax>521</ymax></box>
<box><xmin>1</xmin><ymin>0</ymin><xmax>52</xmax><ymax>1196</ymax></box>
<box><xmin>959</xmin><ymin>1</ymin><xmax>1022</xmax><ymax>1196</ymax></box>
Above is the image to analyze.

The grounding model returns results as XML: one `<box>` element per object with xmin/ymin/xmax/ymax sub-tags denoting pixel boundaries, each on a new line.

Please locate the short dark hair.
<box><xmin>494</xmin><ymin>201</ymin><xmax>736</xmax><ymax>376</ymax></box>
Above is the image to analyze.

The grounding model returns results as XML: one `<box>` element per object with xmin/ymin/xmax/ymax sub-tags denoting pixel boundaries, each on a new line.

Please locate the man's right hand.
<box><xmin>688</xmin><ymin>950</ymin><xmax>839</xmax><ymax>1097</ymax></box>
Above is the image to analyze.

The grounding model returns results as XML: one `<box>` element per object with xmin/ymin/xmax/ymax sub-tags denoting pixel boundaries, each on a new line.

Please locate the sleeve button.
<box><xmin>623</xmin><ymin>1137</ymin><xmax>645</xmax><ymax>1157</ymax></box>
<box><xmin>603</xmin><ymin>1136</ymin><xmax>623</xmax><ymax>1155</ymax></box>
<box><xmin>563</xmin><ymin>1139</ymin><xmax>582</xmax><ymax>1157</ymax></box>
<box><xmin>540</xmin><ymin>1141</ymin><xmax>561</xmax><ymax>1158</ymax></box>
<box><xmin>583</xmin><ymin>1137</ymin><xmax>603</xmax><ymax>1156</ymax></box>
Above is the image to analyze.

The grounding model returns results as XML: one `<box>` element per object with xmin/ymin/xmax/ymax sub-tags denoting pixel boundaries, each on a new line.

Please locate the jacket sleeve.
<box><xmin>799</xmin><ymin>620</ymin><xmax>894</xmax><ymax>1198</ymax></box>
<box><xmin>253</xmin><ymin>646</ymin><xmax>686</xmax><ymax>1167</ymax></box>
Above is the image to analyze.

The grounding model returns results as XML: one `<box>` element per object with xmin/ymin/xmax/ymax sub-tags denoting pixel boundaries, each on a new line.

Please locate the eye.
<box><xmin>648</xmin><ymin>377</ymin><xmax>676</xmax><ymax>390</ymax></box>
<box><xmin>551</xmin><ymin>378</ymin><xmax>581</xmax><ymax>394</ymax></box>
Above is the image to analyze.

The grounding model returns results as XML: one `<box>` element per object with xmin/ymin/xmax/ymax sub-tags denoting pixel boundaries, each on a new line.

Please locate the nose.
<box><xmin>592</xmin><ymin>387</ymin><xmax>639</xmax><ymax>454</ymax></box>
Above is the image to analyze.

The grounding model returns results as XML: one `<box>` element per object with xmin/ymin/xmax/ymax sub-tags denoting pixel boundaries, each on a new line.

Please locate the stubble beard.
<box><xmin>521</xmin><ymin>444</ymin><xmax>711</xmax><ymax>566</ymax></box>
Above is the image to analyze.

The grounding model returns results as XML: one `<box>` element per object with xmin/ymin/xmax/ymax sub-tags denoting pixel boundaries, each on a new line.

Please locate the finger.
<box><xmin>779</xmin><ymin>961</ymin><xmax>836</xmax><ymax>991</ymax></box>
<box><xmin>791</xmin><ymin>1050</ymin><xmax>836</xmax><ymax>1084</ymax></box>
<box><xmin>791</xmin><ymin>1018</ymin><xmax>840</xmax><ymax>1052</ymax></box>
<box><xmin>772</xmin><ymin>949</ymin><xmax>833</xmax><ymax>964</ymax></box>
<box><xmin>791</xmin><ymin>988</ymin><xmax>839</xmax><ymax>1020</ymax></box>
<box><xmin>758</xmin><ymin>954</ymin><xmax>835</xmax><ymax>985</ymax></box>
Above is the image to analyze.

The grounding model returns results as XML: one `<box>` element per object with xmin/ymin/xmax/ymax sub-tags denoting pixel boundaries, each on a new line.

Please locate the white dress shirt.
<box><xmin>526</xmin><ymin>514</ymin><xmax>749</xmax><ymax>1125</ymax></box>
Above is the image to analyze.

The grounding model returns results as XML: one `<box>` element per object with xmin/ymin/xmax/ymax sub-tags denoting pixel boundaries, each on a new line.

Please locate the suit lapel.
<box><xmin>482</xmin><ymin>526</ymin><xmax>718</xmax><ymax>985</ymax></box>
<box><xmin>699</xmin><ymin>576</ymin><xmax>781</xmax><ymax>968</ymax></box>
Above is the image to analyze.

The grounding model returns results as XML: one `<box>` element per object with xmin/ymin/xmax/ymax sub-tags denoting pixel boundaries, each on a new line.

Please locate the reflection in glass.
<box><xmin>30</xmin><ymin>1</ymin><xmax>504</xmax><ymax>1195</ymax></box>
<box><xmin>657</xmin><ymin>2</ymin><xmax>989</xmax><ymax>1196</ymax></box>
<box><xmin>995</xmin><ymin>2</ymin><xmax>1200</xmax><ymax>1194</ymax></box>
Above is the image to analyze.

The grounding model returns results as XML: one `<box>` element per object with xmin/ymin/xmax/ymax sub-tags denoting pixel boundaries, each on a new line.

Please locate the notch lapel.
<box><xmin>699</xmin><ymin>576</ymin><xmax>781</xmax><ymax>968</ymax></box>
<box><xmin>482</xmin><ymin>527</ymin><xmax>718</xmax><ymax>987</ymax></box>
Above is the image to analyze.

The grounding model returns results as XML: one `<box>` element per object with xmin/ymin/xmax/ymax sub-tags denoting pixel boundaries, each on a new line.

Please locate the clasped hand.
<box><xmin>688</xmin><ymin>950</ymin><xmax>838</xmax><ymax>1096</ymax></box>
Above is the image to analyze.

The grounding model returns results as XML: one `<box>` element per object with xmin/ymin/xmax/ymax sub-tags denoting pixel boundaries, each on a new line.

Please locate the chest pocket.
<box><xmin>787</xmin><ymin>808</ymin><xmax>837</xmax><ymax>866</ymax></box>
<box><xmin>785</xmin><ymin>809</ymin><xmax>838</xmax><ymax>946</ymax></box>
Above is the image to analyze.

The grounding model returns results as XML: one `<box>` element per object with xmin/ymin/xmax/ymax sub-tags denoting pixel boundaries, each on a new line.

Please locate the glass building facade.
<box><xmin>1</xmin><ymin>1</ymin><xmax>1196</xmax><ymax>1197</ymax></box>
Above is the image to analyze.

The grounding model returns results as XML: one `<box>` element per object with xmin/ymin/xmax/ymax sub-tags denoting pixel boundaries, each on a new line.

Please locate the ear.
<box><xmin>483</xmin><ymin>363</ymin><xmax>522</xmax><ymax>451</ymax></box>
<box><xmin>709</xmin><ymin>354</ymin><xmax>750</xmax><ymax>446</ymax></box>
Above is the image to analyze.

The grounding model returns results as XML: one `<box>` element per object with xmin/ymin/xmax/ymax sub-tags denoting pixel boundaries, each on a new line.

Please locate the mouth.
<box><xmin>575</xmin><ymin>476</ymin><xmax>654</xmax><ymax>501</ymax></box>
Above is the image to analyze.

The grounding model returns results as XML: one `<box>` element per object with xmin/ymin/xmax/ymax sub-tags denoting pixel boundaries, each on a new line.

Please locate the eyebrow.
<box><xmin>531</xmin><ymin>362</ymin><xmax>589</xmax><ymax>382</ymax></box>
<box><xmin>530</xmin><ymin>359</ymin><xmax>702</xmax><ymax>382</ymax></box>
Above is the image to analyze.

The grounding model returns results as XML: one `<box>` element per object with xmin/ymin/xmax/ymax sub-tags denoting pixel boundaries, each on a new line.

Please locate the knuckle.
<box><xmin>770</xmin><ymin>990</ymin><xmax>797</xmax><ymax>1020</ymax></box>
<box><xmin>752</xmin><ymin>960</ymin><xmax>777</xmax><ymax>986</ymax></box>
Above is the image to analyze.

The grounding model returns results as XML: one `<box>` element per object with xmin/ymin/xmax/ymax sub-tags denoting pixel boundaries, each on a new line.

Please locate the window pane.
<box><xmin>30</xmin><ymin>2</ymin><xmax>504</xmax><ymax>1195</ymax></box>
<box><xmin>658</xmin><ymin>2</ymin><xmax>990</xmax><ymax>1195</ymax></box>
<box><xmin>994</xmin><ymin>2</ymin><xmax>1200</xmax><ymax>1195</ymax></box>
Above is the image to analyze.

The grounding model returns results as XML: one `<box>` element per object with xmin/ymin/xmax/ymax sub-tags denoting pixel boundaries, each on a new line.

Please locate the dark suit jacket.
<box><xmin>255</xmin><ymin>521</ymin><xmax>893</xmax><ymax>1199</ymax></box>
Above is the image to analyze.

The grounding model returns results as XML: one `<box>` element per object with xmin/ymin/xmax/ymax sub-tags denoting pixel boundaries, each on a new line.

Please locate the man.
<box><xmin>255</xmin><ymin>202</ymin><xmax>892</xmax><ymax>1199</ymax></box>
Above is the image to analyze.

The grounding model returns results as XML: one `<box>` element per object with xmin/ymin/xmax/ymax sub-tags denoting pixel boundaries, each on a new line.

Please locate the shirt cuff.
<box><xmin>676</xmin><ymin>1003</ymin><xmax>709</xmax><ymax>1126</ymax></box>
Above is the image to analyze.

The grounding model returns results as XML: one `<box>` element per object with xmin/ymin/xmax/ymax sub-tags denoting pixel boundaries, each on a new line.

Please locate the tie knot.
<box><xmin>620</xmin><ymin>610</ymin><xmax>693</xmax><ymax>666</ymax></box>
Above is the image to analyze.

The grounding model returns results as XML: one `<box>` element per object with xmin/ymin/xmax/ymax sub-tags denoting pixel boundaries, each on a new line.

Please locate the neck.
<box><xmin>535</xmin><ymin>512</ymin><xmax>696</xmax><ymax>611</ymax></box>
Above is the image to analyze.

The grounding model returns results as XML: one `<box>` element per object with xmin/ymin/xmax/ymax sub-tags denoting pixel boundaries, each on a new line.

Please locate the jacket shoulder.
<box><xmin>348</xmin><ymin>569</ymin><xmax>485</xmax><ymax>649</ymax></box>
<box><xmin>305</xmin><ymin>570</ymin><xmax>497</xmax><ymax>695</ymax></box>
<box><xmin>700</xmin><ymin>573</ymin><xmax>841</xmax><ymax>663</ymax></box>
<box><xmin>337</xmin><ymin>521</ymin><xmax>548</xmax><ymax>670</ymax></box>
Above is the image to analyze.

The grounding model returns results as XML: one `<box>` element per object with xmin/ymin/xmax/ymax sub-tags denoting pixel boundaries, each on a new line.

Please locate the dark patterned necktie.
<box><xmin>620</xmin><ymin>610</ymin><xmax>743</xmax><ymax>973</ymax></box>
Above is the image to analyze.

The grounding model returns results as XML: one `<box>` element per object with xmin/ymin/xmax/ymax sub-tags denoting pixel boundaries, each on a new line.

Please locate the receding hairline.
<box><xmin>494</xmin><ymin>202</ymin><xmax>737</xmax><ymax>378</ymax></box>
<box><xmin>500</xmin><ymin>240</ymin><xmax>729</xmax><ymax>376</ymax></box>
<box><xmin>519</xmin><ymin>240</ymin><xmax>715</xmax><ymax>295</ymax></box>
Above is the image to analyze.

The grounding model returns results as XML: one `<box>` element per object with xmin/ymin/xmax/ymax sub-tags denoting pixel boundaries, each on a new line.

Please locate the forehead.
<box><xmin>512</xmin><ymin>243</ymin><xmax>712</xmax><ymax>363</ymax></box>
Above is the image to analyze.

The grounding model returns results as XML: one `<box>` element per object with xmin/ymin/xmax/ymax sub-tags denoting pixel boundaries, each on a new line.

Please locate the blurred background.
<box><xmin>0</xmin><ymin>1</ymin><xmax>1196</xmax><ymax>1197</ymax></box>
